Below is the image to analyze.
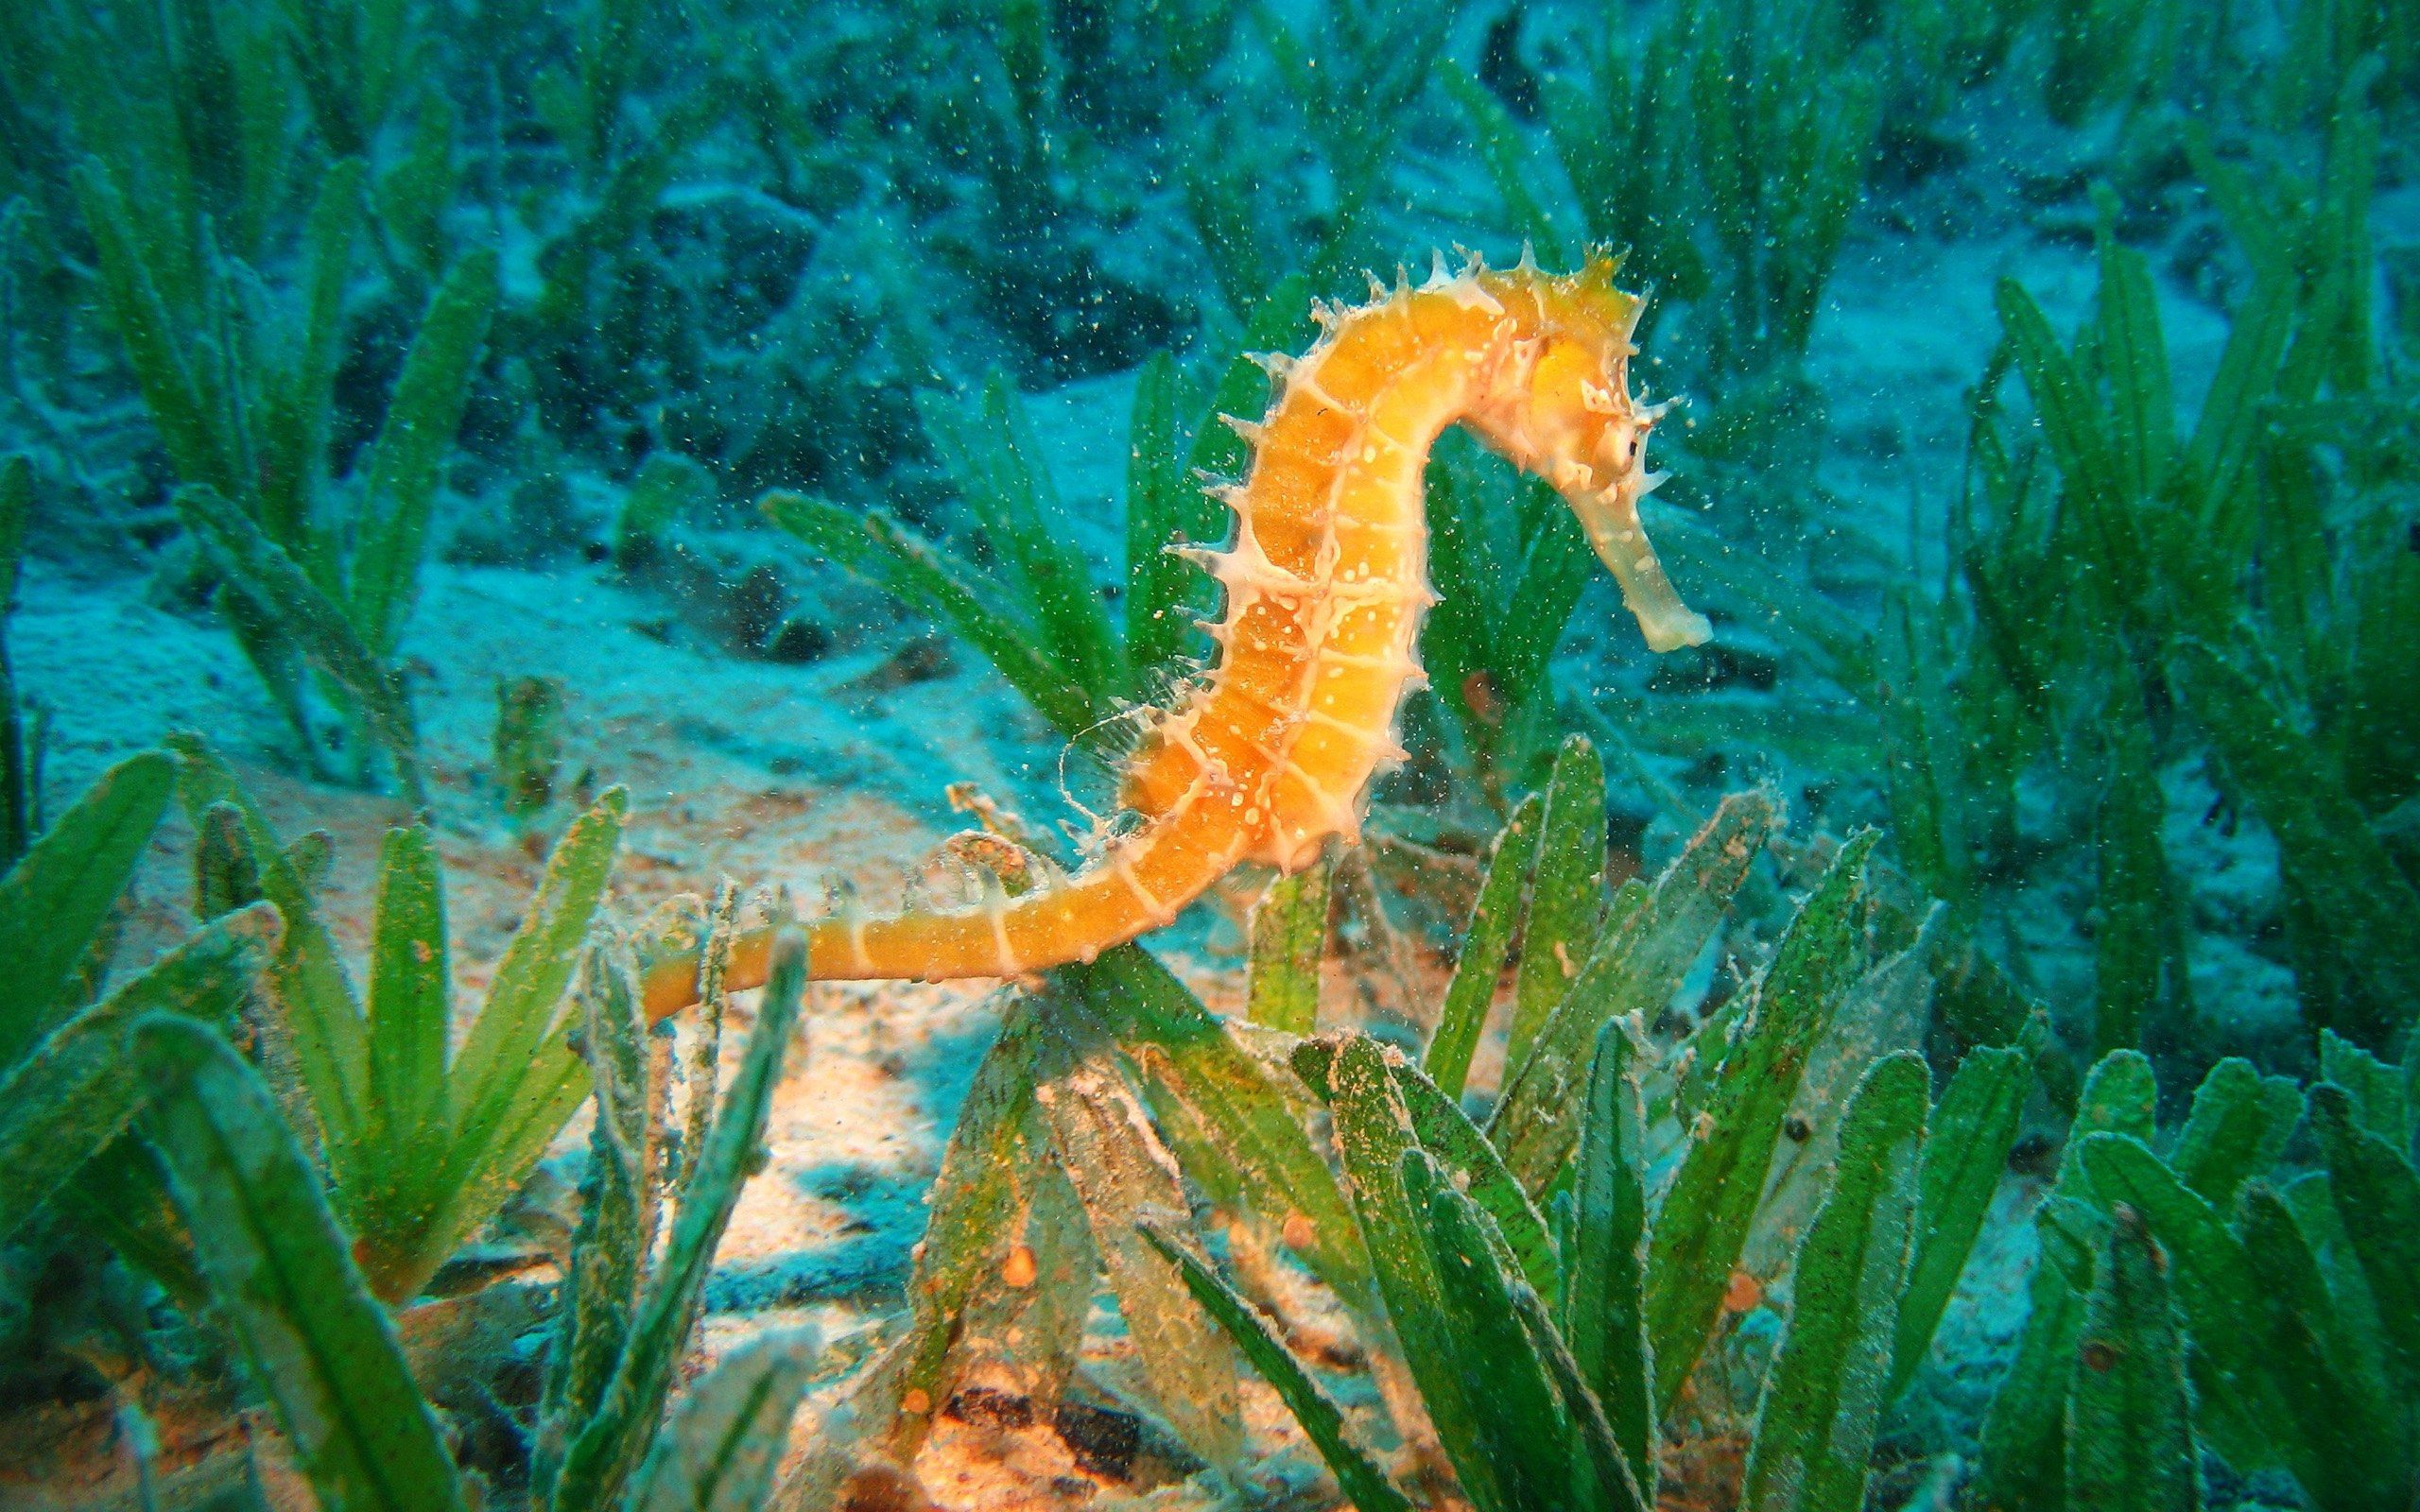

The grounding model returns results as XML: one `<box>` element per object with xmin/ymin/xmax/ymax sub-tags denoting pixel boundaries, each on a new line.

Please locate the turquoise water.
<box><xmin>1</xmin><ymin>1</ymin><xmax>2415</xmax><ymax>1507</ymax></box>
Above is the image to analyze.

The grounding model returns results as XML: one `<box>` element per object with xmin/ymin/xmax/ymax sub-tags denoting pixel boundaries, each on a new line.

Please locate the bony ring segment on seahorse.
<box><xmin>638</xmin><ymin>247</ymin><xmax>1710</xmax><ymax>1021</ymax></box>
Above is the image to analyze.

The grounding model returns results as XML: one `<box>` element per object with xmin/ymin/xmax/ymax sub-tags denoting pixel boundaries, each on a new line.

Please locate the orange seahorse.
<box><xmin>639</xmin><ymin>249</ymin><xmax>1709</xmax><ymax>1020</ymax></box>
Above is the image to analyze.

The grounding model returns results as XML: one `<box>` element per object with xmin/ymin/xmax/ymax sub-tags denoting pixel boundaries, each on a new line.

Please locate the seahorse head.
<box><xmin>1478</xmin><ymin>248</ymin><xmax>1714</xmax><ymax>653</ymax></box>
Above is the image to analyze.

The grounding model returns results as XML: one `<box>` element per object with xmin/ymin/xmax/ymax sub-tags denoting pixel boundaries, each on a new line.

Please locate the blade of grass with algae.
<box><xmin>0</xmin><ymin>903</ymin><xmax>276</xmax><ymax>1242</ymax></box>
<box><xmin>1037</xmin><ymin>1023</ymin><xmax>1243</xmax><ymax>1469</ymax></box>
<box><xmin>135</xmin><ymin>1015</ymin><xmax>467</xmax><ymax>1512</ymax></box>
<box><xmin>2079</xmin><ymin>1133</ymin><xmax>2402</xmax><ymax>1510</ymax></box>
<box><xmin>1325</xmin><ymin>1033</ymin><xmax>1506</xmax><ymax>1511</ymax></box>
<box><xmin>1141</xmin><ymin>1221</ymin><xmax>1412</xmax><ymax>1512</ymax></box>
<box><xmin>1739</xmin><ymin>1052</ymin><xmax>1927</xmax><ymax>1512</ymax></box>
<box><xmin>174</xmin><ymin>485</ymin><xmax>428</xmax><ymax>802</ymax></box>
<box><xmin>167</xmin><ymin>734</ymin><xmax>372</xmax><ymax>1174</ymax></box>
<box><xmin>1492</xmin><ymin>790</ymin><xmax>1777</xmax><ymax>1197</ymax></box>
<box><xmin>2168</xmin><ymin>1057</ymin><xmax>2303</xmax><ymax>1211</ymax></box>
<box><xmin>348</xmin><ymin>248</ymin><xmax>501</xmax><ymax>660</ymax></box>
<box><xmin>763</xmin><ymin>491</ymin><xmax>1098</xmax><ymax>738</ymax></box>
<box><xmin>1644</xmin><ymin>831</ymin><xmax>1876</xmax><ymax>1415</ymax></box>
<box><xmin>0</xmin><ymin>750</ymin><xmax>176</xmax><ymax>1065</ymax></box>
<box><xmin>1084</xmin><ymin>945</ymin><xmax>1369</xmax><ymax>1302</ymax></box>
<box><xmin>1426</xmin><ymin>791</ymin><xmax>1544</xmax><ymax>1100</ymax></box>
<box><xmin>420</xmin><ymin>785</ymin><xmax>629</xmax><ymax>1296</ymax></box>
<box><xmin>1505</xmin><ymin>736</ymin><xmax>1608</xmax><ymax>1073</ymax></box>
<box><xmin>1294</xmin><ymin>1033</ymin><xmax>1559</xmax><ymax>1298</ymax></box>
<box><xmin>2308</xmin><ymin>1084</ymin><xmax>2420</xmax><ymax>1402</ymax></box>
<box><xmin>1564</xmin><ymin>1016</ymin><xmax>1654</xmax><ymax>1502</ymax></box>
<box><xmin>550</xmin><ymin>930</ymin><xmax>809</xmax><ymax>1510</ymax></box>
<box><xmin>2065</xmin><ymin>1205</ymin><xmax>2200</xmax><ymax>1512</ymax></box>
<box><xmin>627</xmin><ymin>1329</ymin><xmax>822</xmax><ymax>1512</ymax></box>
<box><xmin>1887</xmin><ymin>1042</ymin><xmax>2030</xmax><ymax>1397</ymax></box>
<box><xmin>1246</xmin><ymin>856</ymin><xmax>1332</xmax><ymax>1034</ymax></box>
<box><xmin>1406</xmin><ymin>1149</ymin><xmax>1647</xmax><ymax>1512</ymax></box>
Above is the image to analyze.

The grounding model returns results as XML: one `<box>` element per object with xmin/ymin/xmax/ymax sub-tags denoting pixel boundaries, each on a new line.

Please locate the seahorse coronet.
<box><xmin>640</xmin><ymin>253</ymin><xmax>1713</xmax><ymax>1018</ymax></box>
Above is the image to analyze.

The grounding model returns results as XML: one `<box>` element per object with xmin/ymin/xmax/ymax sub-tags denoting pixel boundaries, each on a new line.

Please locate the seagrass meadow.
<box><xmin>1</xmin><ymin>0</ymin><xmax>2416</xmax><ymax>1507</ymax></box>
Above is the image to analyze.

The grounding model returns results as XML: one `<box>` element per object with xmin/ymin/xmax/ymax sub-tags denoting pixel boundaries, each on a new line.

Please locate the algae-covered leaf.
<box><xmin>1294</xmin><ymin>1034</ymin><xmax>1559</xmax><ymax>1299</ymax></box>
<box><xmin>192</xmin><ymin>800</ymin><xmax>262</xmax><ymax>921</ymax></box>
<box><xmin>627</xmin><ymin>1329</ymin><xmax>821</xmax><ymax>1512</ymax></box>
<box><xmin>1122</xmin><ymin>350</ymin><xmax>1220</xmax><ymax>683</ymax></box>
<box><xmin>1497</xmin><ymin>494</ymin><xmax>1593</xmax><ymax>711</ymax></box>
<box><xmin>1401</xmin><ymin>1141</ymin><xmax>1650</xmax><ymax>1512</ymax></box>
<box><xmin>1038</xmin><ymin>1031</ymin><xmax>1242</xmax><ymax>1468</ymax></box>
<box><xmin>428</xmin><ymin>785</ymin><xmax>627</xmax><ymax>1290</ymax></box>
<box><xmin>2060</xmin><ymin>1050</ymin><xmax>2157</xmax><ymax>1195</ymax></box>
<box><xmin>763</xmin><ymin>492</ymin><xmax>1098</xmax><ymax>737</ymax></box>
<box><xmin>1401</xmin><ymin>1149</ymin><xmax>1570</xmax><ymax>1512</ymax></box>
<box><xmin>1245</xmin><ymin>857</ymin><xmax>1330</xmax><ymax>1034</ymax></box>
<box><xmin>1506</xmin><ymin>1270</ymin><xmax>1651</xmax><ymax>1512</ymax></box>
<box><xmin>1888</xmin><ymin>1043</ymin><xmax>2029</xmax><ymax>1398</ymax></box>
<box><xmin>0</xmin><ymin>903</ymin><xmax>275</xmax><ymax>1242</ymax></box>
<box><xmin>2235</xmin><ymin>1180</ymin><xmax>2408</xmax><ymax>1509</ymax></box>
<box><xmin>253</xmin><ymin>158</ymin><xmax>366</xmax><ymax>553</ymax></box>
<box><xmin>176</xmin><ymin>486</ymin><xmax>426</xmax><ymax>801</ymax></box>
<box><xmin>2274</xmin><ymin>1170</ymin><xmax>2390</xmax><ymax>1396</ymax></box>
<box><xmin>69</xmin><ymin>162</ymin><xmax>238</xmax><ymax>499</ymax></box>
<box><xmin>358</xmin><ymin>824</ymin><xmax>452</xmax><ymax>1257</ymax></box>
<box><xmin>2308</xmin><ymin>1084</ymin><xmax>2420</xmax><ymax>1404</ymax></box>
<box><xmin>2186</xmin><ymin>269</ymin><xmax>2296</xmax><ymax>525</ymax></box>
<box><xmin>1426</xmin><ymin>792</ymin><xmax>1543</xmax><ymax>1099</ymax></box>
<box><xmin>1507</xmin><ymin>735</ymin><xmax>1606</xmax><ymax>1072</ymax></box>
<box><xmin>921</xmin><ymin>374</ymin><xmax>1126</xmax><ymax>707</ymax></box>
<box><xmin>2316</xmin><ymin>1030</ymin><xmax>2410</xmax><ymax>1147</ymax></box>
<box><xmin>1392</xmin><ymin>1051</ymin><xmax>1559</xmax><ymax>1300</ymax></box>
<box><xmin>59</xmin><ymin>1134</ymin><xmax>205</xmax><ymax>1309</ymax></box>
<box><xmin>2093</xmin><ymin>686</ymin><xmax>2179</xmax><ymax>1057</ymax></box>
<box><xmin>2075</xmin><ymin>1135</ymin><xmax>2377</xmax><ymax>1504</ymax></box>
<box><xmin>1740</xmin><ymin>1052</ymin><xmax>1927</xmax><ymax>1512</ymax></box>
<box><xmin>135</xmin><ymin>1015</ymin><xmax>467</xmax><ymax>1512</ymax></box>
<box><xmin>2175</xmin><ymin>638</ymin><xmax>2420</xmax><ymax>1046</ymax></box>
<box><xmin>1564</xmin><ymin>1016</ymin><xmax>1654</xmax><ymax>1503</ymax></box>
<box><xmin>2092</xmin><ymin>227</ymin><xmax>2176</xmax><ymax>513</ymax></box>
<box><xmin>2169</xmin><ymin>1057</ymin><xmax>2302</xmax><ymax>1211</ymax></box>
<box><xmin>1645</xmin><ymin>831</ymin><xmax>1876</xmax><ymax>1414</ymax></box>
<box><xmin>1978</xmin><ymin>1049</ymin><xmax>2162</xmax><ymax>1507</ymax></box>
<box><xmin>0</xmin><ymin>750</ymin><xmax>175</xmax><ymax>1065</ymax></box>
<box><xmin>1083</xmin><ymin>946</ymin><xmax>1368</xmax><ymax>1301</ymax></box>
<box><xmin>888</xmin><ymin>988</ymin><xmax>1050</xmax><ymax>1447</ymax></box>
<box><xmin>351</xmin><ymin>247</ymin><xmax>500</xmax><ymax>659</ymax></box>
<box><xmin>2066</xmin><ymin>1206</ymin><xmax>2201</xmax><ymax>1512</ymax></box>
<box><xmin>538</xmin><ymin>939</ymin><xmax>654</xmax><ymax>1483</ymax></box>
<box><xmin>1976</xmin><ymin>1195</ymin><xmax>2100</xmax><ymax>1512</ymax></box>
<box><xmin>1141</xmin><ymin>1222</ymin><xmax>1413</xmax><ymax>1512</ymax></box>
<box><xmin>167</xmin><ymin>734</ymin><xmax>372</xmax><ymax>1172</ymax></box>
<box><xmin>551</xmin><ymin>931</ymin><xmax>807</xmax><ymax>1511</ymax></box>
<box><xmin>1996</xmin><ymin>278</ymin><xmax>2117</xmax><ymax>524</ymax></box>
<box><xmin>1492</xmin><ymin>789</ymin><xmax>1776</xmax><ymax>1195</ymax></box>
<box><xmin>1325</xmin><ymin>1034</ymin><xmax>1504</xmax><ymax>1510</ymax></box>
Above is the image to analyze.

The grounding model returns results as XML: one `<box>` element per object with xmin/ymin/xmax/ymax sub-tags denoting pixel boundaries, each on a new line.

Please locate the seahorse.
<box><xmin>639</xmin><ymin>248</ymin><xmax>1709</xmax><ymax>1020</ymax></box>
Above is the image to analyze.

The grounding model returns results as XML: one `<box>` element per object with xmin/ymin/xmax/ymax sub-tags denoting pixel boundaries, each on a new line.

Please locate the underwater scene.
<box><xmin>2</xmin><ymin>0</ymin><xmax>2417</xmax><ymax>1507</ymax></box>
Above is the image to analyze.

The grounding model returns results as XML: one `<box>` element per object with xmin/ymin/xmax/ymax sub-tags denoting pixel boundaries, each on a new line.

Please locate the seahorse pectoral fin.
<box><xmin>1566</xmin><ymin>481</ymin><xmax>1713</xmax><ymax>653</ymax></box>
